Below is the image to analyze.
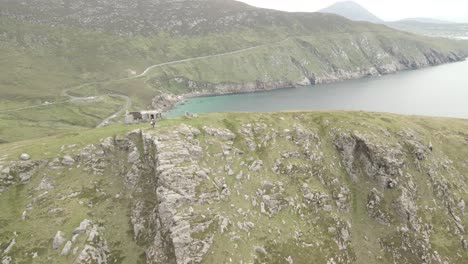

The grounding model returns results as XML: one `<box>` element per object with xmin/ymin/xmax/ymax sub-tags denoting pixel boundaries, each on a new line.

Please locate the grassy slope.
<box><xmin>0</xmin><ymin>18</ymin><xmax>293</xmax><ymax>142</ymax></box>
<box><xmin>0</xmin><ymin>111</ymin><xmax>467</xmax><ymax>263</ymax></box>
<box><xmin>1</xmin><ymin>14</ymin><xmax>467</xmax><ymax>143</ymax></box>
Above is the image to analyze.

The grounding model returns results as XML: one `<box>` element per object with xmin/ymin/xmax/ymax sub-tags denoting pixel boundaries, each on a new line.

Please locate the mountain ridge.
<box><xmin>318</xmin><ymin>1</ymin><xmax>383</xmax><ymax>24</ymax></box>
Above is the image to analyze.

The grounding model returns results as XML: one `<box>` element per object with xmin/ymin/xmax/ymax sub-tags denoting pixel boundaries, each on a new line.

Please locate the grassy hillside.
<box><xmin>0</xmin><ymin>111</ymin><xmax>467</xmax><ymax>263</ymax></box>
<box><xmin>0</xmin><ymin>0</ymin><xmax>467</xmax><ymax>143</ymax></box>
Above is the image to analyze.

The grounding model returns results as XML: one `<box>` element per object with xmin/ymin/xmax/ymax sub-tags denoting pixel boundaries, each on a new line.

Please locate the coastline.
<box><xmin>162</xmin><ymin>56</ymin><xmax>468</xmax><ymax>116</ymax></box>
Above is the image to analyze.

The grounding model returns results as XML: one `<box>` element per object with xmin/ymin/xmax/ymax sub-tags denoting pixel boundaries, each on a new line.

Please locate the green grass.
<box><xmin>0</xmin><ymin>111</ymin><xmax>467</xmax><ymax>263</ymax></box>
<box><xmin>0</xmin><ymin>95</ymin><xmax>123</xmax><ymax>143</ymax></box>
<box><xmin>2</xmin><ymin>15</ymin><xmax>468</xmax><ymax>144</ymax></box>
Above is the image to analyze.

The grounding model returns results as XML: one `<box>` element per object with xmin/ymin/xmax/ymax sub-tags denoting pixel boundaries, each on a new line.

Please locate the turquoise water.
<box><xmin>168</xmin><ymin>60</ymin><xmax>468</xmax><ymax>119</ymax></box>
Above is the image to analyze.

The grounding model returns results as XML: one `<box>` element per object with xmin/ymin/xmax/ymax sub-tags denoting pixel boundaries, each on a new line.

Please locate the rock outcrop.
<box><xmin>1</xmin><ymin>112</ymin><xmax>467</xmax><ymax>263</ymax></box>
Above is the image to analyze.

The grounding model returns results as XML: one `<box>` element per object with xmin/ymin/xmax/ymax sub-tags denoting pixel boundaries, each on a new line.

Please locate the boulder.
<box><xmin>35</xmin><ymin>177</ymin><xmax>53</xmax><ymax>191</ymax></box>
<box><xmin>3</xmin><ymin>239</ymin><xmax>15</xmax><ymax>254</ymax></box>
<box><xmin>1</xmin><ymin>256</ymin><xmax>12</xmax><ymax>264</ymax></box>
<box><xmin>20</xmin><ymin>153</ymin><xmax>30</xmax><ymax>161</ymax></box>
<box><xmin>462</xmin><ymin>239</ymin><xmax>468</xmax><ymax>250</ymax></box>
<box><xmin>100</xmin><ymin>137</ymin><xmax>115</xmax><ymax>152</ymax></box>
<box><xmin>61</xmin><ymin>241</ymin><xmax>72</xmax><ymax>256</ymax></box>
<box><xmin>53</xmin><ymin>231</ymin><xmax>66</xmax><ymax>249</ymax></box>
<box><xmin>0</xmin><ymin>167</ymin><xmax>10</xmax><ymax>179</ymax></box>
<box><xmin>254</xmin><ymin>246</ymin><xmax>267</xmax><ymax>255</ymax></box>
<box><xmin>261</xmin><ymin>181</ymin><xmax>275</xmax><ymax>190</ymax></box>
<box><xmin>62</xmin><ymin>156</ymin><xmax>75</xmax><ymax>166</ymax></box>
<box><xmin>19</xmin><ymin>173</ymin><xmax>32</xmax><ymax>183</ymax></box>
<box><xmin>202</xmin><ymin>126</ymin><xmax>235</xmax><ymax>141</ymax></box>
<box><xmin>73</xmin><ymin>219</ymin><xmax>92</xmax><ymax>234</ymax></box>
<box><xmin>177</xmin><ymin>124</ymin><xmax>201</xmax><ymax>138</ymax></box>
<box><xmin>249</xmin><ymin>160</ymin><xmax>263</xmax><ymax>172</ymax></box>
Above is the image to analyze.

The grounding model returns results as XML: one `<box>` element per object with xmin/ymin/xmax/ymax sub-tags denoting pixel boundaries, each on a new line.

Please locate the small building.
<box><xmin>125</xmin><ymin>110</ymin><xmax>162</xmax><ymax>124</ymax></box>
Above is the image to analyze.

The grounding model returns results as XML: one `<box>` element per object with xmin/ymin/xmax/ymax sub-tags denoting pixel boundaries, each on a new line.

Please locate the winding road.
<box><xmin>64</xmin><ymin>37</ymin><xmax>296</xmax><ymax>126</ymax></box>
<box><xmin>2</xmin><ymin>36</ymin><xmax>294</xmax><ymax>125</ymax></box>
<box><xmin>96</xmin><ymin>94</ymin><xmax>132</xmax><ymax>128</ymax></box>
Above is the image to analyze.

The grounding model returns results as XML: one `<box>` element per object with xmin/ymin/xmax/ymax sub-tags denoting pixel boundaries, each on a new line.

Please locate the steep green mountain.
<box><xmin>318</xmin><ymin>1</ymin><xmax>384</xmax><ymax>24</ymax></box>
<box><xmin>0</xmin><ymin>111</ymin><xmax>467</xmax><ymax>263</ymax></box>
<box><xmin>0</xmin><ymin>0</ymin><xmax>468</xmax><ymax>143</ymax></box>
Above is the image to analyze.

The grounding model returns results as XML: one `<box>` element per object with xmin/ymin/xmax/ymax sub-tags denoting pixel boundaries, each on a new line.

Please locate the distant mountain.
<box><xmin>318</xmin><ymin>1</ymin><xmax>383</xmax><ymax>24</ymax></box>
<box><xmin>399</xmin><ymin>18</ymin><xmax>454</xmax><ymax>24</ymax></box>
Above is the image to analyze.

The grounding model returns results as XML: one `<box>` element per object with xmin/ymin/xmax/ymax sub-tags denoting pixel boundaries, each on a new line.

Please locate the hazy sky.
<box><xmin>239</xmin><ymin>0</ymin><xmax>468</xmax><ymax>22</ymax></box>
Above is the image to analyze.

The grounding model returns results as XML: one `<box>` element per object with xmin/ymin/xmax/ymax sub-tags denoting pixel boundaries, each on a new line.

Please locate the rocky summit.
<box><xmin>0</xmin><ymin>111</ymin><xmax>467</xmax><ymax>263</ymax></box>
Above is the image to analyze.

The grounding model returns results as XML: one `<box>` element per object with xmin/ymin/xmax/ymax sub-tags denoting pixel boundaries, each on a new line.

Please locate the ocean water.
<box><xmin>168</xmin><ymin>60</ymin><xmax>468</xmax><ymax>119</ymax></box>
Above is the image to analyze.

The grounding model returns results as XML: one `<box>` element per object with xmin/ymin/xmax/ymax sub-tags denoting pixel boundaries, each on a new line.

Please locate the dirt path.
<box><xmin>5</xmin><ymin>36</ymin><xmax>294</xmax><ymax>122</ymax></box>
<box><xmin>0</xmin><ymin>30</ymin><xmax>401</xmax><ymax>117</ymax></box>
<box><xmin>96</xmin><ymin>94</ymin><xmax>132</xmax><ymax>128</ymax></box>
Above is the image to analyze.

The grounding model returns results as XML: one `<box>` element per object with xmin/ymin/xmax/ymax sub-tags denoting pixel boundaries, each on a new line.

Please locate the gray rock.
<box><xmin>3</xmin><ymin>239</ymin><xmax>15</xmax><ymax>254</ymax></box>
<box><xmin>35</xmin><ymin>177</ymin><xmax>53</xmax><ymax>191</ymax></box>
<box><xmin>254</xmin><ymin>246</ymin><xmax>267</xmax><ymax>255</ymax></box>
<box><xmin>62</xmin><ymin>156</ymin><xmax>75</xmax><ymax>166</ymax></box>
<box><xmin>74</xmin><ymin>244</ymin><xmax>108</xmax><ymax>264</ymax></box>
<box><xmin>127</xmin><ymin>150</ymin><xmax>140</xmax><ymax>164</ymax></box>
<box><xmin>340</xmin><ymin>228</ymin><xmax>350</xmax><ymax>242</ymax></box>
<box><xmin>202</xmin><ymin>126</ymin><xmax>235</xmax><ymax>141</ymax></box>
<box><xmin>2</xmin><ymin>256</ymin><xmax>12</xmax><ymax>264</ymax></box>
<box><xmin>406</xmin><ymin>140</ymin><xmax>427</xmax><ymax>161</ymax></box>
<box><xmin>231</xmin><ymin>236</ymin><xmax>241</xmax><ymax>241</ymax></box>
<box><xmin>249</xmin><ymin>160</ymin><xmax>263</xmax><ymax>171</ymax></box>
<box><xmin>262</xmin><ymin>194</ymin><xmax>286</xmax><ymax>214</ymax></box>
<box><xmin>73</xmin><ymin>219</ymin><xmax>92</xmax><ymax>234</ymax></box>
<box><xmin>177</xmin><ymin>124</ymin><xmax>201</xmax><ymax>137</ymax></box>
<box><xmin>20</xmin><ymin>153</ymin><xmax>30</xmax><ymax>161</ymax></box>
<box><xmin>334</xmin><ymin>132</ymin><xmax>404</xmax><ymax>183</ymax></box>
<box><xmin>235</xmin><ymin>171</ymin><xmax>243</xmax><ymax>181</ymax></box>
<box><xmin>19</xmin><ymin>173</ymin><xmax>32</xmax><ymax>183</ymax></box>
<box><xmin>459</xmin><ymin>199</ymin><xmax>465</xmax><ymax>216</ymax></box>
<box><xmin>367</xmin><ymin>188</ymin><xmax>390</xmax><ymax>224</ymax></box>
<box><xmin>53</xmin><ymin>231</ymin><xmax>66</xmax><ymax>249</ymax></box>
<box><xmin>261</xmin><ymin>181</ymin><xmax>275</xmax><ymax>190</ymax></box>
<box><xmin>394</xmin><ymin>188</ymin><xmax>418</xmax><ymax>228</ymax></box>
<box><xmin>100</xmin><ymin>137</ymin><xmax>114</xmax><ymax>151</ymax></box>
<box><xmin>61</xmin><ymin>241</ymin><xmax>72</xmax><ymax>256</ymax></box>
<box><xmin>0</xmin><ymin>167</ymin><xmax>10</xmax><ymax>179</ymax></box>
<box><xmin>219</xmin><ymin>217</ymin><xmax>230</xmax><ymax>234</ymax></box>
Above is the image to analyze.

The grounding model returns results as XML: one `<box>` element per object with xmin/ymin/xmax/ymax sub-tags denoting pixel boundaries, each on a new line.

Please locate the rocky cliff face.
<box><xmin>1</xmin><ymin>112</ymin><xmax>467</xmax><ymax>263</ymax></box>
<box><xmin>149</xmin><ymin>41</ymin><xmax>466</xmax><ymax>110</ymax></box>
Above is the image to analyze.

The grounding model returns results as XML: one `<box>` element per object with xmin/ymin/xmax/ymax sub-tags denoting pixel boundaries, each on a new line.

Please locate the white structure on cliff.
<box><xmin>125</xmin><ymin>110</ymin><xmax>162</xmax><ymax>124</ymax></box>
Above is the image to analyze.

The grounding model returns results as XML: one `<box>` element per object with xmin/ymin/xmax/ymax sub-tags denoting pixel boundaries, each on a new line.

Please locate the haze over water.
<box><xmin>169</xmin><ymin>60</ymin><xmax>468</xmax><ymax>119</ymax></box>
